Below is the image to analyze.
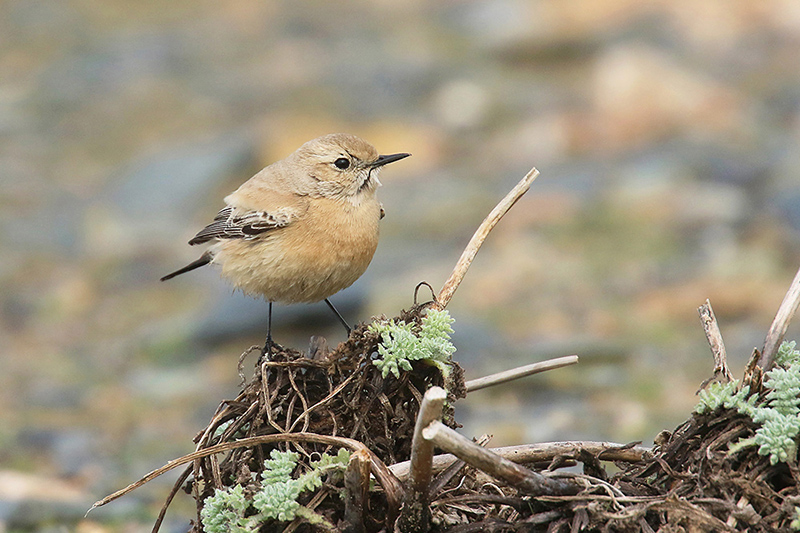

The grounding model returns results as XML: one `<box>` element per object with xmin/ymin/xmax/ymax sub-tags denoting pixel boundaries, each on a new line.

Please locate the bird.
<box><xmin>161</xmin><ymin>133</ymin><xmax>410</xmax><ymax>356</ymax></box>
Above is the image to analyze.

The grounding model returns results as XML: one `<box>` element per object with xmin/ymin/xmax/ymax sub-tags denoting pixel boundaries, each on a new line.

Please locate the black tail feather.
<box><xmin>160</xmin><ymin>251</ymin><xmax>213</xmax><ymax>281</ymax></box>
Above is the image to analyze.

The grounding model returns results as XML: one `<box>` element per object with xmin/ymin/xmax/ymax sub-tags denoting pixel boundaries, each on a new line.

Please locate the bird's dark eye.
<box><xmin>334</xmin><ymin>157</ymin><xmax>350</xmax><ymax>170</ymax></box>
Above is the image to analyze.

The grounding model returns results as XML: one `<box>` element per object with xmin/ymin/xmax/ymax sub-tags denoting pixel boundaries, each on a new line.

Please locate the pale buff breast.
<box><xmin>211</xmin><ymin>196</ymin><xmax>381</xmax><ymax>303</ymax></box>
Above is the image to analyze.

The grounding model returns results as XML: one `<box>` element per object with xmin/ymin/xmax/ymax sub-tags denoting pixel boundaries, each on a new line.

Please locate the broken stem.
<box><xmin>697</xmin><ymin>299</ymin><xmax>733</xmax><ymax>386</ymax></box>
<box><xmin>397</xmin><ymin>386</ymin><xmax>448</xmax><ymax>533</ymax></box>
<box><xmin>342</xmin><ymin>449</ymin><xmax>371</xmax><ymax>533</ymax></box>
<box><xmin>436</xmin><ymin>168</ymin><xmax>539</xmax><ymax>309</ymax></box>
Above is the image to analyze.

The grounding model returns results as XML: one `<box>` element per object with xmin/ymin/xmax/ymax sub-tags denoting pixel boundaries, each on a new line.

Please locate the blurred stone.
<box><xmin>16</xmin><ymin>428</ymin><xmax>96</xmax><ymax>478</ymax></box>
<box><xmin>440</xmin><ymin>0</ymin><xmax>533</xmax><ymax>47</ymax></box>
<box><xmin>448</xmin><ymin>316</ymin><xmax>511</xmax><ymax>372</ymax></box>
<box><xmin>699</xmin><ymin>145</ymin><xmax>769</xmax><ymax>189</ymax></box>
<box><xmin>1</xmin><ymin>192</ymin><xmax>83</xmax><ymax>253</ymax></box>
<box><xmin>433</xmin><ymin>79</ymin><xmax>491</xmax><ymax>130</ymax></box>
<box><xmin>591</xmin><ymin>44</ymin><xmax>743</xmax><ymax>151</ymax></box>
<box><xmin>113</xmin><ymin>134</ymin><xmax>255</xmax><ymax>217</ymax></box>
<box><xmin>0</xmin><ymin>470</ymin><xmax>87</xmax><ymax>528</ymax></box>
<box><xmin>458</xmin><ymin>391</ymin><xmax>592</xmax><ymax>445</ymax></box>
<box><xmin>52</xmin><ymin>431</ymin><xmax>97</xmax><ymax>478</ymax></box>
<box><xmin>773</xmin><ymin>191</ymin><xmax>800</xmax><ymax>232</ymax></box>
<box><xmin>97</xmin><ymin>133</ymin><xmax>257</xmax><ymax>252</ymax></box>
<box><xmin>635</xmin><ymin>277</ymin><xmax>789</xmax><ymax>326</ymax></box>
<box><xmin>493</xmin><ymin>114</ymin><xmax>573</xmax><ymax>169</ymax></box>
<box><xmin>126</xmin><ymin>364</ymin><xmax>208</xmax><ymax>400</ymax></box>
<box><xmin>326</xmin><ymin>49</ymin><xmax>436</xmax><ymax>116</ymax></box>
<box><xmin>612</xmin><ymin>160</ymin><xmax>748</xmax><ymax>226</ymax></box>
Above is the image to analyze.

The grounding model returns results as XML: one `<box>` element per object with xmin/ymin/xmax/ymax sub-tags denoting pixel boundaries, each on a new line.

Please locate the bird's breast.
<box><xmin>213</xmin><ymin>196</ymin><xmax>382</xmax><ymax>303</ymax></box>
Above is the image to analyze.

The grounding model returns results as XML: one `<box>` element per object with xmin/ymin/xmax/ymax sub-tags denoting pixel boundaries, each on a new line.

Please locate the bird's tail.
<box><xmin>160</xmin><ymin>251</ymin><xmax>213</xmax><ymax>281</ymax></box>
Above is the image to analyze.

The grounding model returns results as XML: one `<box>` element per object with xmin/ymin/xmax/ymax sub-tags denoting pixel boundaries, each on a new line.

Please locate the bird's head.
<box><xmin>293</xmin><ymin>133</ymin><xmax>410</xmax><ymax>201</ymax></box>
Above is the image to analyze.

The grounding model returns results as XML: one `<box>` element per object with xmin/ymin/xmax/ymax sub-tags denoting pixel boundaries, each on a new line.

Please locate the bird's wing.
<box><xmin>188</xmin><ymin>205</ymin><xmax>298</xmax><ymax>245</ymax></box>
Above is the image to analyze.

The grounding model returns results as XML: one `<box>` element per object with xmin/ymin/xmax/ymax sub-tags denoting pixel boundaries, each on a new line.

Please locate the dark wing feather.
<box><xmin>188</xmin><ymin>207</ymin><xmax>234</xmax><ymax>244</ymax></box>
<box><xmin>188</xmin><ymin>206</ymin><xmax>292</xmax><ymax>245</ymax></box>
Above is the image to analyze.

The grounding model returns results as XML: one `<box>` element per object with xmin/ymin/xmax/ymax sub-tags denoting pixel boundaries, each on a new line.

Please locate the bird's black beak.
<box><xmin>372</xmin><ymin>153</ymin><xmax>411</xmax><ymax>167</ymax></box>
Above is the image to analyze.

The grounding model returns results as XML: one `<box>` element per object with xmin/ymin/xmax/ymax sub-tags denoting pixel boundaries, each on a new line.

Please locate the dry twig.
<box><xmin>89</xmin><ymin>433</ymin><xmax>403</xmax><ymax>515</ymax></box>
<box><xmin>422</xmin><ymin>421</ymin><xmax>578</xmax><ymax>496</ymax></box>
<box><xmin>465</xmin><ymin>355</ymin><xmax>578</xmax><ymax>393</ymax></box>
<box><xmin>760</xmin><ymin>265</ymin><xmax>800</xmax><ymax>370</ymax></box>
<box><xmin>436</xmin><ymin>168</ymin><xmax>539</xmax><ymax>309</ymax></box>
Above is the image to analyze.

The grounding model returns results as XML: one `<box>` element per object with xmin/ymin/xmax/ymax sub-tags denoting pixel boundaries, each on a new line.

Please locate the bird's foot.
<box><xmin>260</xmin><ymin>335</ymin><xmax>274</xmax><ymax>360</ymax></box>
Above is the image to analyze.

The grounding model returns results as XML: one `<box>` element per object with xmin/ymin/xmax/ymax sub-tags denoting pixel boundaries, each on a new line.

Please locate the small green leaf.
<box><xmin>369</xmin><ymin>309</ymin><xmax>456</xmax><ymax>379</ymax></box>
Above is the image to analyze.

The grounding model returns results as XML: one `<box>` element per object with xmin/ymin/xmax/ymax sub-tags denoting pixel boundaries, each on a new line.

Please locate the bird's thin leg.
<box><xmin>261</xmin><ymin>301</ymin><xmax>274</xmax><ymax>358</ymax></box>
<box><xmin>324</xmin><ymin>298</ymin><xmax>352</xmax><ymax>335</ymax></box>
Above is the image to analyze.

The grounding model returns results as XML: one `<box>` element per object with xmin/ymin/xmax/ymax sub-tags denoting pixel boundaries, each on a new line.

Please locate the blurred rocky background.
<box><xmin>3</xmin><ymin>0</ymin><xmax>800</xmax><ymax>530</ymax></box>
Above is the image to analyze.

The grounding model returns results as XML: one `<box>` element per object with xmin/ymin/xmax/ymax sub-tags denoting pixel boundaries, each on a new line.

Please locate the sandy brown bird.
<box><xmin>161</xmin><ymin>133</ymin><xmax>410</xmax><ymax>355</ymax></box>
